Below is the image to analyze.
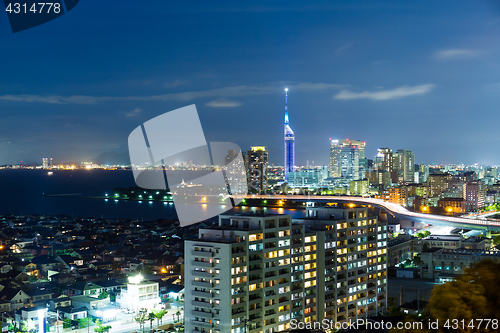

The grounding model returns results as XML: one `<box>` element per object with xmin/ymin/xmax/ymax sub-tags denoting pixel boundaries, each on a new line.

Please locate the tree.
<box><xmin>393</xmin><ymin>259</ymin><xmax>500</xmax><ymax>333</ymax></box>
<box><xmin>135</xmin><ymin>311</ymin><xmax>148</xmax><ymax>333</ymax></box>
<box><xmin>78</xmin><ymin>317</ymin><xmax>92</xmax><ymax>328</ymax></box>
<box><xmin>148</xmin><ymin>312</ymin><xmax>156</xmax><ymax>330</ymax></box>
<box><xmin>413</xmin><ymin>253</ymin><xmax>421</xmax><ymax>266</ymax></box>
<box><xmin>142</xmin><ymin>265</ymin><xmax>153</xmax><ymax>275</ymax></box>
<box><xmin>176</xmin><ymin>310</ymin><xmax>181</xmax><ymax>323</ymax></box>
<box><xmin>94</xmin><ymin>323</ymin><xmax>112</xmax><ymax>333</ymax></box>
<box><xmin>427</xmin><ymin>259</ymin><xmax>500</xmax><ymax>320</ymax></box>
<box><xmin>152</xmin><ymin>309</ymin><xmax>167</xmax><ymax>326</ymax></box>
<box><xmin>63</xmin><ymin>318</ymin><xmax>72</xmax><ymax>329</ymax></box>
<box><xmin>415</xmin><ymin>230</ymin><xmax>430</xmax><ymax>239</ymax></box>
<box><xmin>98</xmin><ymin>291</ymin><xmax>109</xmax><ymax>299</ymax></box>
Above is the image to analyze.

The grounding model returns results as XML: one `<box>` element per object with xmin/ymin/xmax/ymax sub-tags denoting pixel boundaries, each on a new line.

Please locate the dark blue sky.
<box><xmin>1</xmin><ymin>0</ymin><xmax>500</xmax><ymax>166</ymax></box>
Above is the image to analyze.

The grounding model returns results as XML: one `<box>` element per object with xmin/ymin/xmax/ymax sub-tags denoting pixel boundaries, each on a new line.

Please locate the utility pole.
<box><xmin>417</xmin><ymin>288</ymin><xmax>420</xmax><ymax>313</ymax></box>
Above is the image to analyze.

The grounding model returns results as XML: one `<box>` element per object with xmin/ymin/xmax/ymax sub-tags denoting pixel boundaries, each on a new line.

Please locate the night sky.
<box><xmin>1</xmin><ymin>0</ymin><xmax>500</xmax><ymax>166</ymax></box>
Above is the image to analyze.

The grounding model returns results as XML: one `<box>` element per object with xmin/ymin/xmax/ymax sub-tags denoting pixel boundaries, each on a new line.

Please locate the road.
<box><xmin>108</xmin><ymin>308</ymin><xmax>184</xmax><ymax>333</ymax></box>
<box><xmin>243</xmin><ymin>195</ymin><xmax>500</xmax><ymax>231</ymax></box>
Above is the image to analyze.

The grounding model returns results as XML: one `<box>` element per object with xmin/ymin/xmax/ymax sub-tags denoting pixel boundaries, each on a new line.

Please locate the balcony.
<box><xmin>192</xmin><ymin>290</ymin><xmax>211</xmax><ymax>297</ymax></box>
<box><xmin>192</xmin><ymin>250</ymin><xmax>213</xmax><ymax>257</ymax></box>
<box><xmin>192</xmin><ymin>270</ymin><xmax>212</xmax><ymax>278</ymax></box>
<box><xmin>194</xmin><ymin>321</ymin><xmax>213</xmax><ymax>329</ymax></box>
<box><xmin>192</xmin><ymin>281</ymin><xmax>212</xmax><ymax>288</ymax></box>
<box><xmin>231</xmin><ymin>308</ymin><xmax>245</xmax><ymax>316</ymax></box>
<box><xmin>192</xmin><ymin>260</ymin><xmax>212</xmax><ymax>268</ymax></box>
<box><xmin>192</xmin><ymin>310</ymin><xmax>213</xmax><ymax>319</ymax></box>
<box><xmin>192</xmin><ymin>300</ymin><xmax>213</xmax><ymax>308</ymax></box>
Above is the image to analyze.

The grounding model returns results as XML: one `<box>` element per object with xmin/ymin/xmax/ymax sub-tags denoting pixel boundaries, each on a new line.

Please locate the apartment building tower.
<box><xmin>185</xmin><ymin>207</ymin><xmax>388</xmax><ymax>333</ymax></box>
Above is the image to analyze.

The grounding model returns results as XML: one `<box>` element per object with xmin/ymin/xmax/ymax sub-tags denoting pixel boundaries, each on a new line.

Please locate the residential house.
<box><xmin>68</xmin><ymin>282</ymin><xmax>104</xmax><ymax>297</ymax></box>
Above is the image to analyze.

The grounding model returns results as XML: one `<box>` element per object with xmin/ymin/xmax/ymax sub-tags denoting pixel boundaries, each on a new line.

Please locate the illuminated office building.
<box><xmin>185</xmin><ymin>207</ymin><xmax>387</xmax><ymax>333</ymax></box>
<box><xmin>329</xmin><ymin>139</ymin><xmax>364</xmax><ymax>180</ymax></box>
<box><xmin>248</xmin><ymin>146</ymin><xmax>269</xmax><ymax>194</ymax></box>
<box><xmin>42</xmin><ymin>158</ymin><xmax>48</xmax><ymax>169</ymax></box>
<box><xmin>395</xmin><ymin>149</ymin><xmax>415</xmax><ymax>183</ymax></box>
<box><xmin>284</xmin><ymin>89</ymin><xmax>295</xmax><ymax>183</ymax></box>
<box><xmin>375</xmin><ymin>148</ymin><xmax>398</xmax><ymax>183</ymax></box>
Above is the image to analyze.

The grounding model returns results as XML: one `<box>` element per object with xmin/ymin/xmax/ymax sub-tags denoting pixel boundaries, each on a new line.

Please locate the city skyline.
<box><xmin>2</xmin><ymin>1</ymin><xmax>500</xmax><ymax>166</ymax></box>
<box><xmin>2</xmin><ymin>2</ymin><xmax>500</xmax><ymax>333</ymax></box>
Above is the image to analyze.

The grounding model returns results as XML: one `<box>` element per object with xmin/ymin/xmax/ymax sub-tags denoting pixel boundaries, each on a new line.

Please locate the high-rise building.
<box><xmin>184</xmin><ymin>207</ymin><xmax>387</xmax><ymax>333</ymax></box>
<box><xmin>284</xmin><ymin>88</ymin><xmax>295</xmax><ymax>183</ymax></box>
<box><xmin>419</xmin><ymin>164</ymin><xmax>429</xmax><ymax>183</ymax></box>
<box><xmin>350</xmin><ymin>179</ymin><xmax>369</xmax><ymax>195</ymax></box>
<box><xmin>224</xmin><ymin>150</ymin><xmax>248</xmax><ymax>195</ymax></box>
<box><xmin>49</xmin><ymin>157</ymin><xmax>53</xmax><ymax>168</ymax></box>
<box><xmin>427</xmin><ymin>173</ymin><xmax>453</xmax><ymax>197</ymax></box>
<box><xmin>395</xmin><ymin>149</ymin><xmax>415</xmax><ymax>183</ymax></box>
<box><xmin>248</xmin><ymin>146</ymin><xmax>269</xmax><ymax>194</ymax></box>
<box><xmin>367</xmin><ymin>169</ymin><xmax>392</xmax><ymax>191</ymax></box>
<box><xmin>42</xmin><ymin>158</ymin><xmax>48</xmax><ymax>169</ymax></box>
<box><xmin>288</xmin><ymin>167</ymin><xmax>329</xmax><ymax>189</ymax></box>
<box><xmin>376</xmin><ymin>148</ymin><xmax>398</xmax><ymax>183</ymax></box>
<box><xmin>463</xmin><ymin>180</ymin><xmax>486</xmax><ymax>212</ymax></box>
<box><xmin>378</xmin><ymin>187</ymin><xmax>408</xmax><ymax>206</ymax></box>
<box><xmin>329</xmin><ymin>139</ymin><xmax>363</xmax><ymax>180</ymax></box>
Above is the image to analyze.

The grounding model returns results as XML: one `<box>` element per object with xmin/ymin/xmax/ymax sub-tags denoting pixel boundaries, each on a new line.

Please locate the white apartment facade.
<box><xmin>116</xmin><ymin>276</ymin><xmax>161</xmax><ymax>311</ymax></box>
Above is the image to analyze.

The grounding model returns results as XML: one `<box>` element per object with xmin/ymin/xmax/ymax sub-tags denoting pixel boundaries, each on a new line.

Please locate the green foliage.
<box><xmin>134</xmin><ymin>312</ymin><xmax>147</xmax><ymax>324</ymax></box>
<box><xmin>94</xmin><ymin>323</ymin><xmax>112</xmax><ymax>333</ymax></box>
<box><xmin>63</xmin><ymin>318</ymin><xmax>72</xmax><ymax>329</ymax></box>
<box><xmin>415</xmin><ymin>230</ymin><xmax>431</xmax><ymax>239</ymax></box>
<box><xmin>142</xmin><ymin>265</ymin><xmax>153</xmax><ymax>275</ymax></box>
<box><xmin>152</xmin><ymin>309</ymin><xmax>168</xmax><ymax>325</ymax></box>
<box><xmin>413</xmin><ymin>253</ymin><xmax>421</xmax><ymax>266</ymax></box>
<box><xmin>135</xmin><ymin>310</ymin><xmax>148</xmax><ymax>333</ymax></box>
<box><xmin>391</xmin><ymin>259</ymin><xmax>500</xmax><ymax>332</ymax></box>
<box><xmin>148</xmin><ymin>312</ymin><xmax>156</xmax><ymax>329</ymax></box>
<box><xmin>98</xmin><ymin>291</ymin><xmax>109</xmax><ymax>299</ymax></box>
<box><xmin>78</xmin><ymin>317</ymin><xmax>92</xmax><ymax>328</ymax></box>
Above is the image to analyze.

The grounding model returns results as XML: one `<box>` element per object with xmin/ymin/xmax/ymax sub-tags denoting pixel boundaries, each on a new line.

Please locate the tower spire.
<box><xmin>284</xmin><ymin>88</ymin><xmax>289</xmax><ymax>124</ymax></box>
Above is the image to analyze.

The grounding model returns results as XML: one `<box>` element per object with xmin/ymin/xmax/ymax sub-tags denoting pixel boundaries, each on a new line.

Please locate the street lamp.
<box><xmin>446</xmin><ymin>207</ymin><xmax>455</xmax><ymax>217</ymax></box>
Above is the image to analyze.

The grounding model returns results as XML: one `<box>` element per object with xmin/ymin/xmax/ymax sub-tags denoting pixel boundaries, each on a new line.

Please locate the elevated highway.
<box><xmin>245</xmin><ymin>195</ymin><xmax>500</xmax><ymax>232</ymax></box>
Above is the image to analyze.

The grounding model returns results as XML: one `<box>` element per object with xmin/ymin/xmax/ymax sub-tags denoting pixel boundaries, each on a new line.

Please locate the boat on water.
<box><xmin>48</xmin><ymin>171</ymin><xmax>53</xmax><ymax>176</ymax></box>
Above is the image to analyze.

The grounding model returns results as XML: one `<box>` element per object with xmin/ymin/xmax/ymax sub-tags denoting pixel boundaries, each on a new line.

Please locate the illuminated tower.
<box><xmin>284</xmin><ymin>88</ymin><xmax>295</xmax><ymax>183</ymax></box>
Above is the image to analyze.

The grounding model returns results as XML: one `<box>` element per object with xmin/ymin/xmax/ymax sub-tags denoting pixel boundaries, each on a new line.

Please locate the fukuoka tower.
<box><xmin>284</xmin><ymin>88</ymin><xmax>295</xmax><ymax>183</ymax></box>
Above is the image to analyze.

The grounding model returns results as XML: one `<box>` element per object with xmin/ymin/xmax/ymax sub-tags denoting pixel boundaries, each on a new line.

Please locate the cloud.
<box><xmin>206</xmin><ymin>98</ymin><xmax>242</xmax><ymax>108</ymax></box>
<box><xmin>334</xmin><ymin>42</ymin><xmax>353</xmax><ymax>56</ymax></box>
<box><xmin>0</xmin><ymin>82</ymin><xmax>347</xmax><ymax>104</ymax></box>
<box><xmin>434</xmin><ymin>48</ymin><xmax>483</xmax><ymax>60</ymax></box>
<box><xmin>163</xmin><ymin>79</ymin><xmax>189</xmax><ymax>88</ymax></box>
<box><xmin>334</xmin><ymin>84</ymin><xmax>435</xmax><ymax>101</ymax></box>
<box><xmin>125</xmin><ymin>107</ymin><xmax>144</xmax><ymax>117</ymax></box>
